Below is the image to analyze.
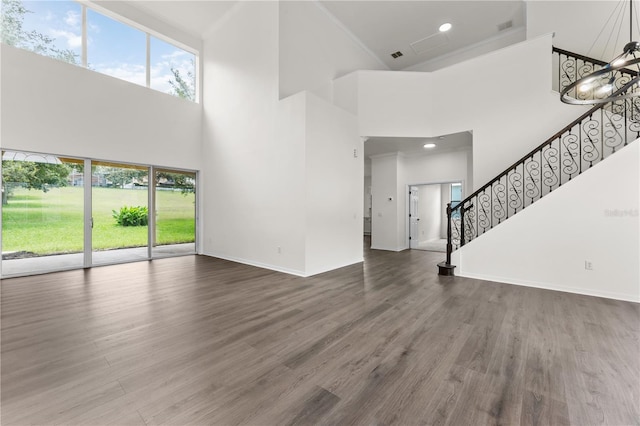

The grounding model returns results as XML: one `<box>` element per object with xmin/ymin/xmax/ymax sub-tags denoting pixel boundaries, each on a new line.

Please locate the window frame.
<box><xmin>0</xmin><ymin>148</ymin><xmax>199</xmax><ymax>278</ymax></box>
<box><xmin>4</xmin><ymin>0</ymin><xmax>200</xmax><ymax>102</ymax></box>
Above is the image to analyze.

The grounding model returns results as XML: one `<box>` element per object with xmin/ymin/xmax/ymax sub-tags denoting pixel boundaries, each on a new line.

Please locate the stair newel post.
<box><xmin>446</xmin><ymin>202</ymin><xmax>452</xmax><ymax>264</ymax></box>
<box><xmin>438</xmin><ymin>203</ymin><xmax>456</xmax><ymax>276</ymax></box>
<box><xmin>460</xmin><ymin>204</ymin><xmax>466</xmax><ymax>247</ymax></box>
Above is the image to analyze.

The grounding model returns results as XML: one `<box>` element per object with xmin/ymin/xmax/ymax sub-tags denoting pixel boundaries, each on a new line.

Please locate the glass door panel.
<box><xmin>91</xmin><ymin>161</ymin><xmax>149</xmax><ymax>265</ymax></box>
<box><xmin>1</xmin><ymin>151</ymin><xmax>84</xmax><ymax>275</ymax></box>
<box><xmin>152</xmin><ymin>169</ymin><xmax>196</xmax><ymax>257</ymax></box>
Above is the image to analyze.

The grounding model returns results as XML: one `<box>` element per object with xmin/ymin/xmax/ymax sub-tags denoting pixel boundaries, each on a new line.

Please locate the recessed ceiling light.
<box><xmin>439</xmin><ymin>23</ymin><xmax>452</xmax><ymax>32</ymax></box>
<box><xmin>423</xmin><ymin>143</ymin><xmax>436</xmax><ymax>149</ymax></box>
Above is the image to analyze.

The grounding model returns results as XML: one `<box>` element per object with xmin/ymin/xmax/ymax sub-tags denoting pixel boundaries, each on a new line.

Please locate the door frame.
<box><xmin>405</xmin><ymin>180</ymin><xmax>465</xmax><ymax>249</ymax></box>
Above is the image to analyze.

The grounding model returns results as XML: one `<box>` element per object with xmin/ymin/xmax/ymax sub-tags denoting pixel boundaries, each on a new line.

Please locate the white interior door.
<box><xmin>409</xmin><ymin>187</ymin><xmax>420</xmax><ymax>249</ymax></box>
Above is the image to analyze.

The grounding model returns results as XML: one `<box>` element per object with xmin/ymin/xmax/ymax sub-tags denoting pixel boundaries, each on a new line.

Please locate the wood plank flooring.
<box><xmin>1</xmin><ymin>242</ymin><xmax>639</xmax><ymax>425</ymax></box>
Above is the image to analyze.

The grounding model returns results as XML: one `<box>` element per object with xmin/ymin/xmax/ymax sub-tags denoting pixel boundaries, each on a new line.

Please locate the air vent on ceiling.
<box><xmin>390</xmin><ymin>51</ymin><xmax>403</xmax><ymax>59</ymax></box>
<box><xmin>497</xmin><ymin>20</ymin><xmax>513</xmax><ymax>31</ymax></box>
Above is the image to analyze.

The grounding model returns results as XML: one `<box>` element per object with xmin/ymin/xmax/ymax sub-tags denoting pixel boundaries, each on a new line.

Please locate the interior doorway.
<box><xmin>408</xmin><ymin>181</ymin><xmax>462</xmax><ymax>252</ymax></box>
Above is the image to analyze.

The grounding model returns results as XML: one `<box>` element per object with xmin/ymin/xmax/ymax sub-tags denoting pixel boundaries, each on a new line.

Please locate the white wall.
<box><xmin>371</xmin><ymin>149</ymin><xmax>469</xmax><ymax>251</ymax></box>
<box><xmin>356</xmin><ymin>71</ymin><xmax>434</xmax><ymax>137</ymax></box>
<box><xmin>418</xmin><ymin>185</ymin><xmax>441</xmax><ymax>243</ymax></box>
<box><xmin>201</xmin><ymin>2</ymin><xmax>307</xmax><ymax>275</ymax></box>
<box><xmin>0</xmin><ymin>44</ymin><xmax>201</xmax><ymax>171</ymax></box>
<box><xmin>405</xmin><ymin>27</ymin><xmax>526</xmax><ymax>72</ymax></box>
<box><xmin>371</xmin><ymin>154</ymin><xmax>401</xmax><ymax>250</ymax></box>
<box><xmin>431</xmin><ymin>34</ymin><xmax>584</xmax><ymax>187</ymax></box>
<box><xmin>526</xmin><ymin>1</ymin><xmax>623</xmax><ymax>61</ymax></box>
<box><xmin>333</xmin><ymin>72</ymin><xmax>359</xmax><ymax>115</ymax></box>
<box><xmin>201</xmin><ymin>2</ymin><xmax>363</xmax><ymax>277</ymax></box>
<box><xmin>403</xmin><ymin>150</ymin><xmax>470</xmax><ymax>186</ymax></box>
<box><xmin>91</xmin><ymin>1</ymin><xmax>202</xmax><ymax>52</ymax></box>
<box><xmin>453</xmin><ymin>142</ymin><xmax>640</xmax><ymax>302</ymax></box>
<box><xmin>334</xmin><ymin>35</ymin><xmax>581</xmax><ymax>191</ymax></box>
<box><xmin>279</xmin><ymin>1</ymin><xmax>386</xmax><ymax>101</ymax></box>
<box><xmin>305</xmin><ymin>92</ymin><xmax>363</xmax><ymax>275</ymax></box>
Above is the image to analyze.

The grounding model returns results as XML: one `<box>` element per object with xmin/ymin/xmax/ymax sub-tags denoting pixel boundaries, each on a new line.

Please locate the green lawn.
<box><xmin>2</xmin><ymin>186</ymin><xmax>195</xmax><ymax>255</ymax></box>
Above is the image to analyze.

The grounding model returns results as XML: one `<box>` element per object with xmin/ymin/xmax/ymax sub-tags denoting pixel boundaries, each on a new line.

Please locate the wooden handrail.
<box><xmin>552</xmin><ymin>47</ymin><xmax>639</xmax><ymax>77</ymax></box>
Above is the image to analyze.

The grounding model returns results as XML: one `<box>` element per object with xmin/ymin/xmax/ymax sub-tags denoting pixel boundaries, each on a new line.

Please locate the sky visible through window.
<box><xmin>20</xmin><ymin>1</ymin><xmax>195</xmax><ymax>95</ymax></box>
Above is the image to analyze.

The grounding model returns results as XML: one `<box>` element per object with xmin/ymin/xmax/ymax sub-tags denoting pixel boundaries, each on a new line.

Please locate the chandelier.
<box><xmin>561</xmin><ymin>0</ymin><xmax>640</xmax><ymax>105</ymax></box>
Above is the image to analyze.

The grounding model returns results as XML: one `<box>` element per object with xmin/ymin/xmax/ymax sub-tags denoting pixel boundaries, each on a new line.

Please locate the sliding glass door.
<box><xmin>1</xmin><ymin>150</ymin><xmax>197</xmax><ymax>277</ymax></box>
<box><xmin>152</xmin><ymin>168</ymin><xmax>196</xmax><ymax>257</ymax></box>
<box><xmin>1</xmin><ymin>151</ymin><xmax>84</xmax><ymax>276</ymax></box>
<box><xmin>91</xmin><ymin>161</ymin><xmax>150</xmax><ymax>266</ymax></box>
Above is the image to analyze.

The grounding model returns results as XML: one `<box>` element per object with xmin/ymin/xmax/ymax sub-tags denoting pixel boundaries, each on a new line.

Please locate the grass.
<box><xmin>2</xmin><ymin>186</ymin><xmax>195</xmax><ymax>255</ymax></box>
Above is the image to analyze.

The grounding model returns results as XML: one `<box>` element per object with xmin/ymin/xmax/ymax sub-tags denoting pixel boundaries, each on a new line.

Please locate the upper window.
<box><xmin>151</xmin><ymin>36</ymin><xmax>195</xmax><ymax>102</ymax></box>
<box><xmin>87</xmin><ymin>8</ymin><xmax>146</xmax><ymax>86</ymax></box>
<box><xmin>1</xmin><ymin>0</ymin><xmax>198</xmax><ymax>102</ymax></box>
<box><xmin>1</xmin><ymin>0</ymin><xmax>81</xmax><ymax>64</ymax></box>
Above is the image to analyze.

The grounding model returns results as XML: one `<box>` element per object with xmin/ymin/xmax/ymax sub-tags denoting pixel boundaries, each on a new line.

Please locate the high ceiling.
<box><xmin>125</xmin><ymin>0</ymin><xmax>237</xmax><ymax>38</ymax></box>
<box><xmin>320</xmin><ymin>1</ymin><xmax>525</xmax><ymax>70</ymax></box>
<box><xmin>124</xmin><ymin>1</ymin><xmax>525</xmax><ymax>70</ymax></box>
<box><xmin>122</xmin><ymin>1</ymin><xmax>487</xmax><ymax>163</ymax></box>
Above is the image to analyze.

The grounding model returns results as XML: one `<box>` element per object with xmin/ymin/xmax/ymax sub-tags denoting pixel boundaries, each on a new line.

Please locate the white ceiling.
<box><xmin>363</xmin><ymin>132</ymin><xmax>472</xmax><ymax>176</ymax></box>
<box><xmin>365</xmin><ymin>132</ymin><xmax>472</xmax><ymax>158</ymax></box>
<box><xmin>125</xmin><ymin>0</ymin><xmax>237</xmax><ymax>39</ymax></box>
<box><xmin>124</xmin><ymin>1</ymin><xmax>512</xmax><ymax>162</ymax></box>
<box><xmin>320</xmin><ymin>1</ymin><xmax>525</xmax><ymax>70</ymax></box>
<box><xmin>125</xmin><ymin>1</ymin><xmax>525</xmax><ymax>70</ymax></box>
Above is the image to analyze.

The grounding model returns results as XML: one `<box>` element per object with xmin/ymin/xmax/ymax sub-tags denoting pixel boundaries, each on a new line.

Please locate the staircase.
<box><xmin>438</xmin><ymin>47</ymin><xmax>640</xmax><ymax>275</ymax></box>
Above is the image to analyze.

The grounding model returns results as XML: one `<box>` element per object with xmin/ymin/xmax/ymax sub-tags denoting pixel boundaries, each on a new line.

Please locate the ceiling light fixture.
<box><xmin>423</xmin><ymin>143</ymin><xmax>436</xmax><ymax>149</ymax></box>
<box><xmin>561</xmin><ymin>0</ymin><xmax>640</xmax><ymax>105</ymax></box>
<box><xmin>439</xmin><ymin>23</ymin><xmax>452</xmax><ymax>32</ymax></box>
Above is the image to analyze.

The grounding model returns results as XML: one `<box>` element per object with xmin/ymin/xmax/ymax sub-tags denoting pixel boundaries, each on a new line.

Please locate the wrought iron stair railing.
<box><xmin>553</xmin><ymin>47</ymin><xmax>639</xmax><ymax>101</ymax></box>
<box><xmin>438</xmin><ymin>48</ymin><xmax>640</xmax><ymax>276</ymax></box>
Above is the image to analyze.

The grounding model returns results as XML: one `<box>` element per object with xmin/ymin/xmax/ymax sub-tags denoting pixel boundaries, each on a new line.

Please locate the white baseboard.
<box><xmin>305</xmin><ymin>258</ymin><xmax>364</xmax><ymax>277</ymax></box>
<box><xmin>457</xmin><ymin>270</ymin><xmax>640</xmax><ymax>303</ymax></box>
<box><xmin>201</xmin><ymin>252</ymin><xmax>364</xmax><ymax>278</ymax></box>
<box><xmin>370</xmin><ymin>245</ymin><xmax>407</xmax><ymax>252</ymax></box>
<box><xmin>201</xmin><ymin>251</ymin><xmax>307</xmax><ymax>277</ymax></box>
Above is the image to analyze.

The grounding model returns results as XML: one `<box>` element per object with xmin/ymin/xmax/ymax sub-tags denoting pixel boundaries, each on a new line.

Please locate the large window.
<box><xmin>1</xmin><ymin>0</ymin><xmax>197</xmax><ymax>101</ymax></box>
<box><xmin>87</xmin><ymin>9</ymin><xmax>146</xmax><ymax>86</ymax></box>
<box><xmin>1</xmin><ymin>151</ymin><xmax>84</xmax><ymax>276</ymax></box>
<box><xmin>153</xmin><ymin>169</ymin><xmax>196</xmax><ymax>257</ymax></box>
<box><xmin>1</xmin><ymin>0</ymin><xmax>81</xmax><ymax>64</ymax></box>
<box><xmin>151</xmin><ymin>36</ymin><xmax>195</xmax><ymax>101</ymax></box>
<box><xmin>1</xmin><ymin>150</ymin><xmax>197</xmax><ymax>277</ymax></box>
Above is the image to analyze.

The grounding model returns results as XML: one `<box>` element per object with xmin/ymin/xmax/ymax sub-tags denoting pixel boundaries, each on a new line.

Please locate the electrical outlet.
<box><xmin>585</xmin><ymin>260</ymin><xmax>593</xmax><ymax>271</ymax></box>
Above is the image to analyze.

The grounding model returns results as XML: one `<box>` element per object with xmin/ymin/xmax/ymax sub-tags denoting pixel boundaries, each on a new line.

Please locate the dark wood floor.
<box><xmin>1</xmin><ymin>242</ymin><xmax>639</xmax><ymax>425</ymax></box>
